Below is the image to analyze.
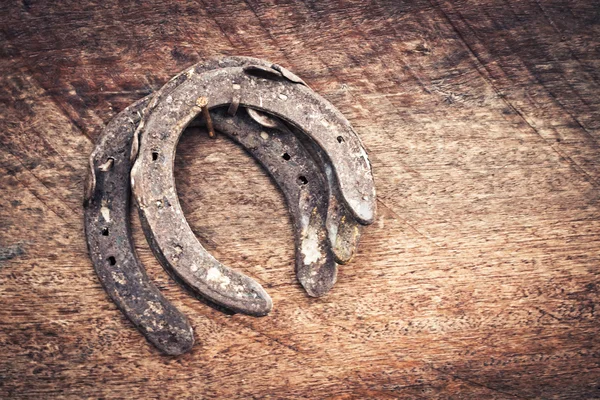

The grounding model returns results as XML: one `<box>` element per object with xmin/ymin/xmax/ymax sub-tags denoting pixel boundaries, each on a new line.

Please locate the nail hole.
<box><xmin>282</xmin><ymin>152</ymin><xmax>291</xmax><ymax>161</ymax></box>
<box><xmin>108</xmin><ymin>256</ymin><xmax>116</xmax><ymax>266</ymax></box>
<box><xmin>337</xmin><ymin>136</ymin><xmax>344</xmax><ymax>143</ymax></box>
<box><xmin>298</xmin><ymin>176</ymin><xmax>308</xmax><ymax>185</ymax></box>
<box><xmin>152</xmin><ymin>152</ymin><xmax>159</xmax><ymax>161</ymax></box>
<box><xmin>102</xmin><ymin>227</ymin><xmax>109</xmax><ymax>236</ymax></box>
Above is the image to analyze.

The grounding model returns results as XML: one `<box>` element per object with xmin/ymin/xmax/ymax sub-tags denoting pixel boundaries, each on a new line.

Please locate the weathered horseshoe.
<box><xmin>85</xmin><ymin>57</ymin><xmax>374</xmax><ymax>354</ymax></box>
<box><xmin>196</xmin><ymin>56</ymin><xmax>365</xmax><ymax>263</ymax></box>
<box><xmin>185</xmin><ymin>57</ymin><xmax>364</xmax><ymax>264</ymax></box>
<box><xmin>131</xmin><ymin>63</ymin><xmax>375</xmax><ymax>313</ymax></box>
<box><xmin>208</xmin><ymin>107</ymin><xmax>337</xmax><ymax>296</ymax></box>
<box><xmin>132</xmin><ymin>55</ymin><xmax>366</xmax><ymax>264</ymax></box>
<box><xmin>133</xmin><ymin>61</ymin><xmax>376</xmax><ymax>224</ymax></box>
<box><xmin>246</xmin><ymin>108</ymin><xmax>363</xmax><ymax>265</ymax></box>
<box><xmin>84</xmin><ymin>97</ymin><xmax>195</xmax><ymax>356</ymax></box>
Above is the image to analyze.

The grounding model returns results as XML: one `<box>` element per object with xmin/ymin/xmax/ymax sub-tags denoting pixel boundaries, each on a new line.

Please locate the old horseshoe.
<box><xmin>85</xmin><ymin>56</ymin><xmax>375</xmax><ymax>354</ymax></box>
<box><xmin>207</xmin><ymin>107</ymin><xmax>337</xmax><ymax>296</ymax></box>
<box><xmin>131</xmin><ymin>63</ymin><xmax>376</xmax><ymax>314</ymax></box>
<box><xmin>84</xmin><ymin>97</ymin><xmax>194</xmax><ymax>355</ymax></box>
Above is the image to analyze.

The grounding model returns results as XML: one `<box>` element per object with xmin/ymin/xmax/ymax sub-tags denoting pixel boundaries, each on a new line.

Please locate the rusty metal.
<box><xmin>85</xmin><ymin>56</ymin><xmax>375</xmax><ymax>354</ymax></box>
<box><xmin>84</xmin><ymin>97</ymin><xmax>194</xmax><ymax>356</ymax></box>
<box><xmin>197</xmin><ymin>97</ymin><xmax>216</xmax><ymax>138</ymax></box>
<box><xmin>132</xmin><ymin>61</ymin><xmax>376</xmax><ymax>225</ymax></box>
<box><xmin>179</xmin><ymin>56</ymin><xmax>363</xmax><ymax>264</ymax></box>
<box><xmin>131</xmin><ymin>61</ymin><xmax>375</xmax><ymax>312</ymax></box>
<box><xmin>209</xmin><ymin>107</ymin><xmax>337</xmax><ymax>296</ymax></box>
<box><xmin>247</xmin><ymin>108</ymin><xmax>363</xmax><ymax>265</ymax></box>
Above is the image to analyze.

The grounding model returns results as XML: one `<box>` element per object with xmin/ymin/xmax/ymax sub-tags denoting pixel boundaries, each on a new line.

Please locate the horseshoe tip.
<box><xmin>355</xmin><ymin>205</ymin><xmax>376</xmax><ymax>226</ymax></box>
<box><xmin>302</xmin><ymin>284</ymin><xmax>334</xmax><ymax>298</ymax></box>
<box><xmin>345</xmin><ymin>196</ymin><xmax>376</xmax><ymax>226</ymax></box>
<box><xmin>226</xmin><ymin>282</ymin><xmax>273</xmax><ymax>317</ymax></box>
<box><xmin>252</xmin><ymin>289</ymin><xmax>273</xmax><ymax>317</ymax></box>
<box><xmin>297</xmin><ymin>266</ymin><xmax>338</xmax><ymax>298</ymax></box>
<box><xmin>156</xmin><ymin>335</ymin><xmax>195</xmax><ymax>356</ymax></box>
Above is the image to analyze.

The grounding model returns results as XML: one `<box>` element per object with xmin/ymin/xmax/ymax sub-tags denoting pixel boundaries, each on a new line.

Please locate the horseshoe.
<box><xmin>133</xmin><ymin>59</ymin><xmax>376</xmax><ymax>224</ymax></box>
<box><xmin>245</xmin><ymin>108</ymin><xmax>363</xmax><ymax>265</ymax></box>
<box><xmin>84</xmin><ymin>98</ymin><xmax>360</xmax><ymax>354</ymax></box>
<box><xmin>186</xmin><ymin>57</ymin><xmax>364</xmax><ymax>264</ymax></box>
<box><xmin>131</xmin><ymin>62</ymin><xmax>376</xmax><ymax>314</ymax></box>
<box><xmin>84</xmin><ymin>57</ymin><xmax>374</xmax><ymax>353</ymax></box>
<box><xmin>207</xmin><ymin>107</ymin><xmax>337</xmax><ymax>296</ymax></box>
<box><xmin>134</xmin><ymin>56</ymin><xmax>366</xmax><ymax>264</ymax></box>
<box><xmin>84</xmin><ymin>97</ymin><xmax>195</xmax><ymax>356</ymax></box>
<box><xmin>196</xmin><ymin>56</ymin><xmax>365</xmax><ymax>263</ymax></box>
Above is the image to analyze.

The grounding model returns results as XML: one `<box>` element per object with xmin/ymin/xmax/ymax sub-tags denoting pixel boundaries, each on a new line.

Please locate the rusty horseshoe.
<box><xmin>131</xmin><ymin>60</ymin><xmax>376</xmax><ymax>315</ymax></box>
<box><xmin>85</xmin><ymin>56</ymin><xmax>375</xmax><ymax>354</ymax></box>
<box><xmin>84</xmin><ymin>97</ymin><xmax>195</xmax><ymax>355</ymax></box>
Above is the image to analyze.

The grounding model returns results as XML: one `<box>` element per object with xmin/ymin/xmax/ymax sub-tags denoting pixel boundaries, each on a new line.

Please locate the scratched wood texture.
<box><xmin>1</xmin><ymin>0</ymin><xmax>600</xmax><ymax>398</ymax></box>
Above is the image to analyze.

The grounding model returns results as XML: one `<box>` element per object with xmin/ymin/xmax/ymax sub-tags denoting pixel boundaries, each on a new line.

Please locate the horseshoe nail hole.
<box><xmin>337</xmin><ymin>136</ymin><xmax>345</xmax><ymax>143</ymax></box>
<box><xmin>101</xmin><ymin>227</ymin><xmax>109</xmax><ymax>236</ymax></box>
<box><xmin>152</xmin><ymin>151</ymin><xmax>159</xmax><ymax>161</ymax></box>
<box><xmin>108</xmin><ymin>256</ymin><xmax>116</xmax><ymax>266</ymax></box>
<box><xmin>155</xmin><ymin>197</ymin><xmax>171</xmax><ymax>208</ymax></box>
<box><xmin>298</xmin><ymin>175</ymin><xmax>308</xmax><ymax>185</ymax></box>
<box><xmin>282</xmin><ymin>152</ymin><xmax>291</xmax><ymax>161</ymax></box>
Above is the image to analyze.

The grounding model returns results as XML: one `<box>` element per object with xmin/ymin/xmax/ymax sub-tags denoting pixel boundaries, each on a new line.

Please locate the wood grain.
<box><xmin>1</xmin><ymin>0</ymin><xmax>599</xmax><ymax>398</ymax></box>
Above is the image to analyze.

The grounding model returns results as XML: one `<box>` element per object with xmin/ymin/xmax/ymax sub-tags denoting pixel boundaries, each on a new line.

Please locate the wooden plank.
<box><xmin>1</xmin><ymin>0</ymin><xmax>599</xmax><ymax>398</ymax></box>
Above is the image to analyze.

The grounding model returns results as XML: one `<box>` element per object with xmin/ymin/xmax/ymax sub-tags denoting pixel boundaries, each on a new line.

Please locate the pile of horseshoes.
<box><xmin>84</xmin><ymin>56</ymin><xmax>376</xmax><ymax>355</ymax></box>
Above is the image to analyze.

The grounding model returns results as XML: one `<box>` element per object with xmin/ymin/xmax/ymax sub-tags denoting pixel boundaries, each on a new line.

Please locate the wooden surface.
<box><xmin>1</xmin><ymin>0</ymin><xmax>599</xmax><ymax>398</ymax></box>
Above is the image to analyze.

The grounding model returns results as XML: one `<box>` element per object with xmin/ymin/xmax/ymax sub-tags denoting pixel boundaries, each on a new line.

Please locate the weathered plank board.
<box><xmin>1</xmin><ymin>0</ymin><xmax>599</xmax><ymax>398</ymax></box>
